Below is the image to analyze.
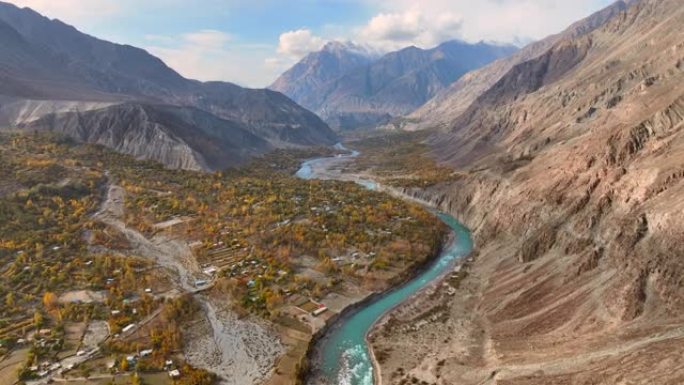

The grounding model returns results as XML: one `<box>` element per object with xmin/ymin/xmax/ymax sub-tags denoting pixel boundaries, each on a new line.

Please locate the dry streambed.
<box><xmin>93</xmin><ymin>181</ymin><xmax>283</xmax><ymax>385</ymax></box>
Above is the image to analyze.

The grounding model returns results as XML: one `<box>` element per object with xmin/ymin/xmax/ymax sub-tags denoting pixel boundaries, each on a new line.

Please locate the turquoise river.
<box><xmin>296</xmin><ymin>148</ymin><xmax>473</xmax><ymax>385</ymax></box>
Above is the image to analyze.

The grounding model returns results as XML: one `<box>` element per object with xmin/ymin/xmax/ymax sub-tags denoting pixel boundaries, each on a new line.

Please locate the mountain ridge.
<box><xmin>369</xmin><ymin>0</ymin><xmax>684</xmax><ymax>383</ymax></box>
<box><xmin>0</xmin><ymin>1</ymin><xmax>337</xmax><ymax>170</ymax></box>
<box><xmin>398</xmin><ymin>0</ymin><xmax>632</xmax><ymax>131</ymax></box>
<box><xmin>271</xmin><ymin>39</ymin><xmax>517</xmax><ymax>130</ymax></box>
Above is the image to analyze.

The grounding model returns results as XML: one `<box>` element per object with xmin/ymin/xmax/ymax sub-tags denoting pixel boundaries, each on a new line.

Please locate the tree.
<box><xmin>120</xmin><ymin>358</ymin><xmax>129</xmax><ymax>372</ymax></box>
<box><xmin>131</xmin><ymin>372</ymin><xmax>143</xmax><ymax>385</ymax></box>
<box><xmin>5</xmin><ymin>292</ymin><xmax>15</xmax><ymax>308</ymax></box>
<box><xmin>33</xmin><ymin>312</ymin><xmax>44</xmax><ymax>329</ymax></box>
<box><xmin>42</xmin><ymin>291</ymin><xmax>58</xmax><ymax>310</ymax></box>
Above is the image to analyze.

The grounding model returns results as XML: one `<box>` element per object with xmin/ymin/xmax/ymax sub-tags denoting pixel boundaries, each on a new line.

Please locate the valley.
<box><xmin>0</xmin><ymin>133</ymin><xmax>446</xmax><ymax>385</ymax></box>
<box><xmin>1</xmin><ymin>0</ymin><xmax>684</xmax><ymax>384</ymax></box>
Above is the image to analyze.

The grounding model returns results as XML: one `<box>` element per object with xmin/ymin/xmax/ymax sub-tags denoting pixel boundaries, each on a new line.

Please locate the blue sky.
<box><xmin>6</xmin><ymin>0</ymin><xmax>613</xmax><ymax>87</ymax></box>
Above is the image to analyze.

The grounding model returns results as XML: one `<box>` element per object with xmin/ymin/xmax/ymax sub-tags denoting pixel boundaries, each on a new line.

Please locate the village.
<box><xmin>0</xmin><ymin>133</ymin><xmax>446</xmax><ymax>385</ymax></box>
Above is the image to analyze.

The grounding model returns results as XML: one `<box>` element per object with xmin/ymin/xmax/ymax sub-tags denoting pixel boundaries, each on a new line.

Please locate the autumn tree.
<box><xmin>131</xmin><ymin>372</ymin><xmax>143</xmax><ymax>385</ymax></box>
<box><xmin>43</xmin><ymin>291</ymin><xmax>58</xmax><ymax>311</ymax></box>
<box><xmin>120</xmin><ymin>357</ymin><xmax>129</xmax><ymax>372</ymax></box>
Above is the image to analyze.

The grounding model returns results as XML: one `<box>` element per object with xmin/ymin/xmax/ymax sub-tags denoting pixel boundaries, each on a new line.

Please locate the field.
<box><xmin>344</xmin><ymin>130</ymin><xmax>465</xmax><ymax>188</ymax></box>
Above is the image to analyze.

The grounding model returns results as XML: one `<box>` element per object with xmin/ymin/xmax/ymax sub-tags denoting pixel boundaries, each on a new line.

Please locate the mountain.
<box><xmin>21</xmin><ymin>104</ymin><xmax>270</xmax><ymax>171</ymax></box>
<box><xmin>270</xmin><ymin>41</ymin><xmax>376</xmax><ymax>113</ymax></box>
<box><xmin>399</xmin><ymin>0</ymin><xmax>633</xmax><ymax>131</ymax></box>
<box><xmin>271</xmin><ymin>40</ymin><xmax>517</xmax><ymax>130</ymax></box>
<box><xmin>0</xmin><ymin>1</ymin><xmax>337</xmax><ymax>170</ymax></box>
<box><xmin>375</xmin><ymin>0</ymin><xmax>684</xmax><ymax>383</ymax></box>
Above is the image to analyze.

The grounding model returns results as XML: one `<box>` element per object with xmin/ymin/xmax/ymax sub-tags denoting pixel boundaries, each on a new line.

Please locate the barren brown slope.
<box><xmin>370</xmin><ymin>0</ymin><xmax>684</xmax><ymax>384</ymax></box>
<box><xmin>393</xmin><ymin>0</ymin><xmax>632</xmax><ymax>132</ymax></box>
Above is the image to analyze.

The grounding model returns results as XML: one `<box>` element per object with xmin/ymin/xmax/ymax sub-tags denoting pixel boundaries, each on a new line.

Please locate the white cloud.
<box><xmin>359</xmin><ymin>9</ymin><xmax>463</xmax><ymax>50</ymax></box>
<box><xmin>267</xmin><ymin>0</ymin><xmax>610</xmax><ymax>67</ymax></box>
<box><xmin>276</xmin><ymin>29</ymin><xmax>326</xmax><ymax>58</ymax></box>
<box><xmin>359</xmin><ymin>0</ymin><xmax>612</xmax><ymax>46</ymax></box>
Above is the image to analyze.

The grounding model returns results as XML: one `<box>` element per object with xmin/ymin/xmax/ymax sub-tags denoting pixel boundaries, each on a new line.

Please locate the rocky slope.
<box><xmin>369</xmin><ymin>0</ymin><xmax>684</xmax><ymax>383</ymax></box>
<box><xmin>21</xmin><ymin>104</ymin><xmax>270</xmax><ymax>170</ymax></box>
<box><xmin>397</xmin><ymin>0</ymin><xmax>633</xmax><ymax>132</ymax></box>
<box><xmin>271</xmin><ymin>40</ymin><xmax>516</xmax><ymax>130</ymax></box>
<box><xmin>0</xmin><ymin>1</ymin><xmax>336</xmax><ymax>170</ymax></box>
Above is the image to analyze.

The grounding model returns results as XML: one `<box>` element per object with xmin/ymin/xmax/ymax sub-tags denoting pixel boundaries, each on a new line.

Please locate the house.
<box><xmin>144</xmin><ymin>288</ymin><xmax>153</xmax><ymax>293</ymax></box>
<box><xmin>140</xmin><ymin>349</ymin><xmax>153</xmax><ymax>357</ymax></box>
<box><xmin>122</xmin><ymin>324</ymin><xmax>136</xmax><ymax>333</ymax></box>
<box><xmin>312</xmin><ymin>306</ymin><xmax>328</xmax><ymax>317</ymax></box>
<box><xmin>203</xmin><ymin>266</ymin><xmax>218</xmax><ymax>276</ymax></box>
<box><xmin>111</xmin><ymin>310</ymin><xmax>121</xmax><ymax>316</ymax></box>
<box><xmin>168</xmin><ymin>369</ymin><xmax>181</xmax><ymax>378</ymax></box>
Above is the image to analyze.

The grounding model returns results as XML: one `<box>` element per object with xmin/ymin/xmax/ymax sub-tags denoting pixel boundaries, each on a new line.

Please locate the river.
<box><xmin>296</xmin><ymin>145</ymin><xmax>473</xmax><ymax>385</ymax></box>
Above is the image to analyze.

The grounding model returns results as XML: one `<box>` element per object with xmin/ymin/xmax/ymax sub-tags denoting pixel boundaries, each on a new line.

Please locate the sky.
<box><xmin>5</xmin><ymin>0</ymin><xmax>614</xmax><ymax>88</ymax></box>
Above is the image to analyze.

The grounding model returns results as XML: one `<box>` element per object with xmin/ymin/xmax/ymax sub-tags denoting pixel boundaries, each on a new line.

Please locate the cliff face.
<box><xmin>400</xmin><ymin>0</ymin><xmax>631</xmax><ymax>132</ymax></box>
<box><xmin>0</xmin><ymin>1</ymin><xmax>337</xmax><ymax>170</ymax></box>
<box><xmin>372</xmin><ymin>1</ymin><xmax>684</xmax><ymax>383</ymax></box>
<box><xmin>21</xmin><ymin>104</ymin><xmax>272</xmax><ymax>171</ymax></box>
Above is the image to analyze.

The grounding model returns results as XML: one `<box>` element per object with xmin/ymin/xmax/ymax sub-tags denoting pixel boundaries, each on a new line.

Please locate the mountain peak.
<box><xmin>321</xmin><ymin>40</ymin><xmax>379</xmax><ymax>58</ymax></box>
<box><xmin>272</xmin><ymin>39</ymin><xmax>517</xmax><ymax>130</ymax></box>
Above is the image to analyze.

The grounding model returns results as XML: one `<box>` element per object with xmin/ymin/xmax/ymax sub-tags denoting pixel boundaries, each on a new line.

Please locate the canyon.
<box><xmin>359</xmin><ymin>0</ymin><xmax>684</xmax><ymax>383</ymax></box>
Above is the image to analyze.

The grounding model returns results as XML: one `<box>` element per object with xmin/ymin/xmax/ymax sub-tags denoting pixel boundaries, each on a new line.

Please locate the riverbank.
<box><xmin>350</xmin><ymin>133</ymin><xmax>684</xmax><ymax>384</ymax></box>
<box><xmin>300</xmin><ymin>225</ymin><xmax>453</xmax><ymax>384</ymax></box>
<box><xmin>295</xmin><ymin>147</ymin><xmax>473</xmax><ymax>385</ymax></box>
<box><xmin>364</xmin><ymin>231</ymin><xmax>463</xmax><ymax>385</ymax></box>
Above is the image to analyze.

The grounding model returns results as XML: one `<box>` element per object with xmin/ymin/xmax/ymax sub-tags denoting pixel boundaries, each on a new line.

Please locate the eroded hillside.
<box><xmin>361</xmin><ymin>0</ymin><xmax>684</xmax><ymax>383</ymax></box>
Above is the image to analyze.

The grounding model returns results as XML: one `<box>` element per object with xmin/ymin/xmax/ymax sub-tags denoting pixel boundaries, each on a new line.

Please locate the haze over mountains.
<box><xmin>0</xmin><ymin>1</ymin><xmax>337</xmax><ymax>171</ymax></box>
<box><xmin>271</xmin><ymin>39</ymin><xmax>517</xmax><ymax>130</ymax></box>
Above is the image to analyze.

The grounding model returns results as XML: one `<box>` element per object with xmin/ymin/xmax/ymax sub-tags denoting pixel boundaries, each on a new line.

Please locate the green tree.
<box><xmin>33</xmin><ymin>311</ymin><xmax>44</xmax><ymax>328</ymax></box>
<box><xmin>5</xmin><ymin>292</ymin><xmax>15</xmax><ymax>308</ymax></box>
